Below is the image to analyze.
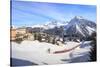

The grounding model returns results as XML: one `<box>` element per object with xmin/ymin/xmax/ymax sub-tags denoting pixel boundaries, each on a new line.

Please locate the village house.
<box><xmin>16</xmin><ymin>27</ymin><xmax>27</xmax><ymax>34</ymax></box>
<box><xmin>10</xmin><ymin>28</ymin><xmax>16</xmax><ymax>41</ymax></box>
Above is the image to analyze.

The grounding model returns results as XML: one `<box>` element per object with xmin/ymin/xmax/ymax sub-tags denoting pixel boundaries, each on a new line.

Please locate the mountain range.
<box><xmin>41</xmin><ymin>16</ymin><xmax>96</xmax><ymax>39</ymax></box>
<box><xmin>17</xmin><ymin>16</ymin><xmax>96</xmax><ymax>40</ymax></box>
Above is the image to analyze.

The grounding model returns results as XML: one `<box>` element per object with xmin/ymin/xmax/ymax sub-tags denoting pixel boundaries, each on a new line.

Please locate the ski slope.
<box><xmin>11</xmin><ymin>40</ymin><xmax>91</xmax><ymax>65</ymax></box>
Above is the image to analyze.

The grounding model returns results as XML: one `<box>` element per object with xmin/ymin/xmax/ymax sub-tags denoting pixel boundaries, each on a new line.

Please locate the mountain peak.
<box><xmin>69</xmin><ymin>16</ymin><xmax>84</xmax><ymax>24</ymax></box>
<box><xmin>74</xmin><ymin>16</ymin><xmax>84</xmax><ymax>20</ymax></box>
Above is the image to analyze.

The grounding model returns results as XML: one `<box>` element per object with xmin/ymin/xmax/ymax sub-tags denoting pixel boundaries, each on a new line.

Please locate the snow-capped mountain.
<box><xmin>32</xmin><ymin>20</ymin><xmax>68</xmax><ymax>30</ymax></box>
<box><xmin>31</xmin><ymin>16</ymin><xmax>96</xmax><ymax>39</ymax></box>
<box><xmin>64</xmin><ymin>16</ymin><xmax>96</xmax><ymax>38</ymax></box>
<box><xmin>45</xmin><ymin>20</ymin><xmax>68</xmax><ymax>27</ymax></box>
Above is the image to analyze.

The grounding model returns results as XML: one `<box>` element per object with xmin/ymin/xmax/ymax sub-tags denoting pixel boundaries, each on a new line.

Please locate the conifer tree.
<box><xmin>38</xmin><ymin>33</ymin><xmax>42</xmax><ymax>42</ymax></box>
<box><xmin>89</xmin><ymin>32</ymin><xmax>96</xmax><ymax>61</ymax></box>
<box><xmin>34</xmin><ymin>33</ymin><xmax>37</xmax><ymax>40</ymax></box>
<box><xmin>52</xmin><ymin>37</ymin><xmax>56</xmax><ymax>44</ymax></box>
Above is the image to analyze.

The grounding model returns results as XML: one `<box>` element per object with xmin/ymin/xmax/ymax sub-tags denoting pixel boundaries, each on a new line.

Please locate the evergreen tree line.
<box><xmin>88</xmin><ymin>32</ymin><xmax>97</xmax><ymax>61</ymax></box>
<box><xmin>33</xmin><ymin>33</ymin><xmax>57</xmax><ymax>44</ymax></box>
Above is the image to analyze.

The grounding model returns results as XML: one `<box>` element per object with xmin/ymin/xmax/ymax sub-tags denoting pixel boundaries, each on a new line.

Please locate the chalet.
<box><xmin>10</xmin><ymin>28</ymin><xmax>16</xmax><ymax>41</ymax></box>
<box><xmin>16</xmin><ymin>27</ymin><xmax>27</xmax><ymax>34</ymax></box>
<box><xmin>63</xmin><ymin>34</ymin><xmax>80</xmax><ymax>42</ymax></box>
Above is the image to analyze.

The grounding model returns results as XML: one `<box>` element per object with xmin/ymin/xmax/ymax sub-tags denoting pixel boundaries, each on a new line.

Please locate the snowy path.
<box><xmin>11</xmin><ymin>40</ymin><xmax>91</xmax><ymax>65</ymax></box>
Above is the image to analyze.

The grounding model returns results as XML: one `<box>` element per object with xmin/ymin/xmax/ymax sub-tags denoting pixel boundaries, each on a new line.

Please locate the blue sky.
<box><xmin>11</xmin><ymin>1</ymin><xmax>96</xmax><ymax>27</ymax></box>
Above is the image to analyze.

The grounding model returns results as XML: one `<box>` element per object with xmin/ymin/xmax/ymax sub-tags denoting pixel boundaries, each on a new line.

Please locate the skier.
<box><xmin>47</xmin><ymin>48</ymin><xmax>51</xmax><ymax>53</ymax></box>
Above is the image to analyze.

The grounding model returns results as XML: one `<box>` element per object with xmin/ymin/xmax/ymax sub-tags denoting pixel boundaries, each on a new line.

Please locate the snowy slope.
<box><xmin>86</xmin><ymin>26</ymin><xmax>96</xmax><ymax>35</ymax></box>
<box><xmin>75</xmin><ymin>23</ymin><xmax>85</xmax><ymax>36</ymax></box>
<box><xmin>11</xmin><ymin>40</ymin><xmax>91</xmax><ymax>65</ymax></box>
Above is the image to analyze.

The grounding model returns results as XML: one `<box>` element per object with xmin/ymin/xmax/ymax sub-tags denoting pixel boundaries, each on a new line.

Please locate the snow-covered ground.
<box><xmin>11</xmin><ymin>40</ymin><xmax>91</xmax><ymax>66</ymax></box>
